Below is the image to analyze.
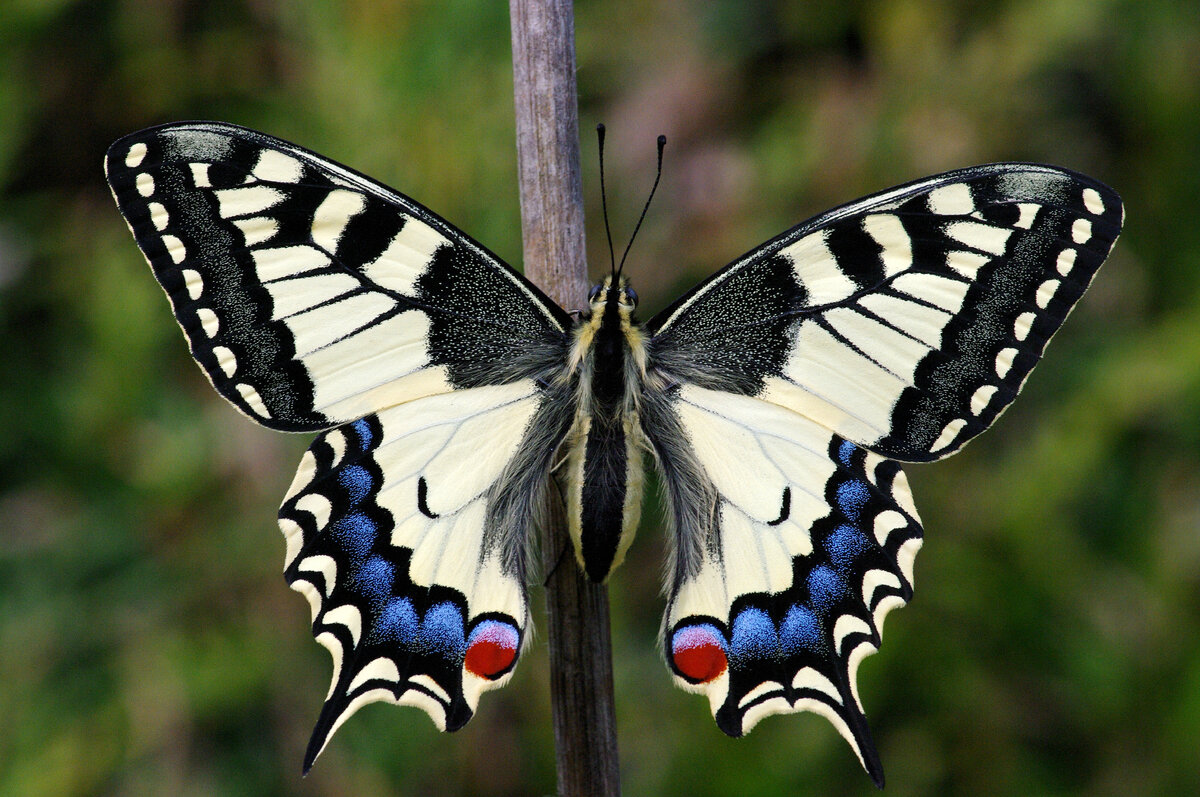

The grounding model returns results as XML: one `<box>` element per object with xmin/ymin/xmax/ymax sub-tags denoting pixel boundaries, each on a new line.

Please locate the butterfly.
<box><xmin>105</xmin><ymin>122</ymin><xmax>1122</xmax><ymax>785</ymax></box>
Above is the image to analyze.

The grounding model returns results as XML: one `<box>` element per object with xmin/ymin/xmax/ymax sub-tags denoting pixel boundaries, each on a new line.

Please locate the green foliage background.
<box><xmin>2</xmin><ymin>1</ymin><xmax>1198</xmax><ymax>794</ymax></box>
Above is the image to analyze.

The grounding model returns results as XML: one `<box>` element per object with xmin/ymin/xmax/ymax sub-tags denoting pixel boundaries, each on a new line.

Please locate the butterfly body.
<box><xmin>566</xmin><ymin>275</ymin><xmax>648</xmax><ymax>581</ymax></box>
<box><xmin>105</xmin><ymin>122</ymin><xmax>1123</xmax><ymax>784</ymax></box>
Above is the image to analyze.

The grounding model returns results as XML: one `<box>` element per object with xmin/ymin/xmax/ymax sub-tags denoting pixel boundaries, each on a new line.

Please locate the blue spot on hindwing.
<box><xmin>374</xmin><ymin>596</ymin><xmax>419</xmax><ymax>643</ymax></box>
<box><xmin>338</xmin><ymin>465</ymin><xmax>373</xmax><ymax>506</ymax></box>
<box><xmin>825</xmin><ymin>523</ymin><xmax>872</xmax><ymax>569</ymax></box>
<box><xmin>350</xmin><ymin>418</ymin><xmax>374</xmax><ymax>452</ymax></box>
<box><xmin>807</xmin><ymin>565</ymin><xmax>846</xmax><ymax>613</ymax></box>
<box><xmin>836</xmin><ymin>479</ymin><xmax>871</xmax><ymax>521</ymax></box>
<box><xmin>329</xmin><ymin>512</ymin><xmax>378</xmax><ymax>562</ymax></box>
<box><xmin>354</xmin><ymin>555</ymin><xmax>395</xmax><ymax>608</ymax></box>
<box><xmin>729</xmin><ymin>607</ymin><xmax>779</xmax><ymax>663</ymax></box>
<box><xmin>780</xmin><ymin>604</ymin><xmax>822</xmax><ymax>652</ymax></box>
<box><xmin>417</xmin><ymin>601</ymin><xmax>467</xmax><ymax>660</ymax></box>
<box><xmin>837</xmin><ymin>440</ymin><xmax>856</xmax><ymax>467</ymax></box>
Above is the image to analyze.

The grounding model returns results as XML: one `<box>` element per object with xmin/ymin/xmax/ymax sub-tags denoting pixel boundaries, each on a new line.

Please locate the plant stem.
<box><xmin>509</xmin><ymin>1</ymin><xmax>621</xmax><ymax>795</ymax></box>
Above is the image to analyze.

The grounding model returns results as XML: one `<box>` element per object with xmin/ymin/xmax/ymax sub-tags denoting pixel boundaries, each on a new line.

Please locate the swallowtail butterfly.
<box><xmin>106</xmin><ymin>122</ymin><xmax>1122</xmax><ymax>785</ymax></box>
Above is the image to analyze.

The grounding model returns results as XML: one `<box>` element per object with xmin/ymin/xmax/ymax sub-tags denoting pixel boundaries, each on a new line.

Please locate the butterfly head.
<box><xmin>585</xmin><ymin>274</ymin><xmax>638</xmax><ymax>319</ymax></box>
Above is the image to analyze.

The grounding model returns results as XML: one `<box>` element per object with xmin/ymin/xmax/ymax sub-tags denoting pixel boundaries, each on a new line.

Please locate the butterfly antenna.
<box><xmin>616</xmin><ymin>134</ymin><xmax>666</xmax><ymax>278</ymax></box>
<box><xmin>597</xmin><ymin>124</ymin><xmax>617</xmax><ymax>279</ymax></box>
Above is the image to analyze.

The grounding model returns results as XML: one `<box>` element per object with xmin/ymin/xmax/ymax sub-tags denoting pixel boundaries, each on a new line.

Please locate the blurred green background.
<box><xmin>2</xmin><ymin>0</ymin><xmax>1198</xmax><ymax>794</ymax></box>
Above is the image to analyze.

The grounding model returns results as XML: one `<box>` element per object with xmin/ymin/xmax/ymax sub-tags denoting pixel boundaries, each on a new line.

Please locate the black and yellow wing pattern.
<box><xmin>107</xmin><ymin>123</ymin><xmax>1122</xmax><ymax>784</ymax></box>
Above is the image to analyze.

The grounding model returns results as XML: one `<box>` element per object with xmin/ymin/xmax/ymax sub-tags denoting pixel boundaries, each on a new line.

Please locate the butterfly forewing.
<box><xmin>649</xmin><ymin>164</ymin><xmax>1123</xmax><ymax>462</ymax></box>
<box><xmin>104</xmin><ymin>122</ymin><xmax>569</xmax><ymax>432</ymax></box>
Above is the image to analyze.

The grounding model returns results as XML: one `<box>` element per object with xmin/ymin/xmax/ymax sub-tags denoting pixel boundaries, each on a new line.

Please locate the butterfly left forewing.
<box><xmin>280</xmin><ymin>379</ymin><xmax>575</xmax><ymax>771</ymax></box>
<box><xmin>105</xmin><ymin>122</ymin><xmax>570</xmax><ymax>432</ymax></box>
<box><xmin>644</xmin><ymin>386</ymin><xmax>920</xmax><ymax>786</ymax></box>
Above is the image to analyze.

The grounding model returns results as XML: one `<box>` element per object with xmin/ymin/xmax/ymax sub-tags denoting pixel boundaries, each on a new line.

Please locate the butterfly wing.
<box><xmin>643</xmin><ymin>386</ymin><xmax>920</xmax><ymax>786</ymax></box>
<box><xmin>105</xmin><ymin>123</ymin><xmax>575</xmax><ymax>766</ymax></box>
<box><xmin>280</xmin><ymin>381</ymin><xmax>573</xmax><ymax>771</ymax></box>
<box><xmin>643</xmin><ymin>165</ymin><xmax>1122</xmax><ymax>784</ymax></box>
<box><xmin>649</xmin><ymin>164</ymin><xmax>1123</xmax><ymax>461</ymax></box>
<box><xmin>105</xmin><ymin>122</ymin><xmax>571</xmax><ymax>432</ymax></box>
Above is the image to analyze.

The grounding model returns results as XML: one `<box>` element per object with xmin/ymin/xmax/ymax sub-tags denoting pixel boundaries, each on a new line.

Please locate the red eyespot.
<box><xmin>464</xmin><ymin>620</ymin><xmax>519</xmax><ymax>679</ymax></box>
<box><xmin>671</xmin><ymin>624</ymin><xmax>728</xmax><ymax>683</ymax></box>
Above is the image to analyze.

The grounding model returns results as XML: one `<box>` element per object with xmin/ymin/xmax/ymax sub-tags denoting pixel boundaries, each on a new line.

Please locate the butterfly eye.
<box><xmin>624</xmin><ymin>287</ymin><xmax>638</xmax><ymax>306</ymax></box>
<box><xmin>588</xmin><ymin>285</ymin><xmax>604</xmax><ymax>303</ymax></box>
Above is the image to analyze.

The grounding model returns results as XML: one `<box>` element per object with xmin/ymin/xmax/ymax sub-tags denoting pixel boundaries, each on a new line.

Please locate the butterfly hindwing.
<box><xmin>279</xmin><ymin>380</ymin><xmax>574</xmax><ymax>770</ymax></box>
<box><xmin>649</xmin><ymin>164</ymin><xmax>1124</xmax><ymax>462</ymax></box>
<box><xmin>104</xmin><ymin>122</ymin><xmax>570</xmax><ymax>432</ymax></box>
<box><xmin>646</xmin><ymin>386</ymin><xmax>920</xmax><ymax>786</ymax></box>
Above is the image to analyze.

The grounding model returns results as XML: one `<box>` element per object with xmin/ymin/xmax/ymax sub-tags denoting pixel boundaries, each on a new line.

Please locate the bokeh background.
<box><xmin>2</xmin><ymin>1</ymin><xmax>1198</xmax><ymax>795</ymax></box>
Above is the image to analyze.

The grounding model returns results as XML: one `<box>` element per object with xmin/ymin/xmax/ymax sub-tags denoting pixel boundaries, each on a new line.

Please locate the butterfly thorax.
<box><xmin>565</xmin><ymin>275</ymin><xmax>648</xmax><ymax>582</ymax></box>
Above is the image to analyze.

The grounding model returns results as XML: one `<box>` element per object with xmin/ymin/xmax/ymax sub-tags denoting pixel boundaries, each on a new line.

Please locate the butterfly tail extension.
<box><xmin>278</xmin><ymin>381</ymin><xmax>560</xmax><ymax>770</ymax></box>
<box><xmin>653</xmin><ymin>381</ymin><xmax>922</xmax><ymax>784</ymax></box>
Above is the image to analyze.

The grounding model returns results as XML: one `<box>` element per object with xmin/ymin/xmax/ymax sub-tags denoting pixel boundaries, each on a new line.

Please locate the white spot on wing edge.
<box><xmin>253</xmin><ymin>149</ymin><xmax>305</xmax><ymax>183</ymax></box>
<box><xmin>409</xmin><ymin>674</ymin><xmax>452</xmax><ymax>704</ymax></box>
<box><xmin>928</xmin><ymin>182</ymin><xmax>974</xmax><ymax>215</ymax></box>
<box><xmin>314</xmin><ymin>630</ymin><xmax>345</xmax><ymax>700</ymax></box>
<box><xmin>279</xmin><ymin>517</ymin><xmax>305</xmax><ymax>570</ymax></box>
<box><xmin>1072</xmin><ymin>218</ymin><xmax>1092</xmax><ymax>244</ymax></box>
<box><xmin>161</xmin><ymin>234</ymin><xmax>186</xmax><ymax>264</ymax></box>
<box><xmin>1014</xmin><ymin>311</ymin><xmax>1036</xmax><ymax>341</ymax></box>
<box><xmin>995</xmin><ymin>347</ymin><xmax>1019</xmax><ymax>379</ymax></box>
<box><xmin>792</xmin><ymin>667</ymin><xmax>842</xmax><ymax>702</ymax></box>
<box><xmin>738</xmin><ymin>680</ymin><xmax>786</xmax><ymax>710</ymax></box>
<box><xmin>1056</xmin><ymin>248</ymin><xmax>1077</xmax><ymax>276</ymax></box>
<box><xmin>236</xmin><ymin>382</ymin><xmax>271</xmax><ymax>418</ymax></box>
<box><xmin>295</xmin><ymin>493</ymin><xmax>333</xmax><ymax>531</ymax></box>
<box><xmin>323</xmin><ymin>604</ymin><xmax>364</xmax><ymax>647</ymax></box>
<box><xmin>181</xmin><ymin>269</ymin><xmax>203</xmax><ymax>300</ymax></box>
<box><xmin>297</xmin><ymin>554</ymin><xmax>338</xmax><ymax>597</ymax></box>
<box><xmin>347</xmin><ymin>657</ymin><xmax>401</xmax><ymax>693</ymax></box>
<box><xmin>1083</xmin><ymin>187</ymin><xmax>1104</xmax><ymax>215</ymax></box>
<box><xmin>873</xmin><ymin>510</ymin><xmax>908</xmax><ymax>547</ymax></box>
<box><xmin>212</xmin><ymin>345</ymin><xmax>237</xmax><ymax>377</ymax></box>
<box><xmin>833</xmin><ymin>614</ymin><xmax>873</xmax><ymax>654</ymax></box>
<box><xmin>845</xmin><ymin>638</ymin><xmax>879</xmax><ymax>712</ymax></box>
<box><xmin>125</xmin><ymin>142</ymin><xmax>147</xmax><ymax>168</ymax></box>
<box><xmin>196</xmin><ymin>307</ymin><xmax>219</xmax><ymax>337</ymax></box>
<box><xmin>148</xmin><ymin>202</ymin><xmax>169</xmax><ymax>231</ymax></box>
<box><xmin>930</xmin><ymin>418</ymin><xmax>966</xmax><ymax>453</ymax></box>
<box><xmin>862</xmin><ymin>568</ymin><xmax>902</xmax><ymax>608</ymax></box>
<box><xmin>970</xmin><ymin>384</ymin><xmax>999</xmax><ymax>416</ymax></box>
<box><xmin>896</xmin><ymin>536</ymin><xmax>923</xmax><ymax>583</ymax></box>
<box><xmin>1036</xmin><ymin>279</ymin><xmax>1060</xmax><ymax>309</ymax></box>
<box><xmin>136</xmin><ymin>173</ymin><xmax>154</xmax><ymax>197</ymax></box>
